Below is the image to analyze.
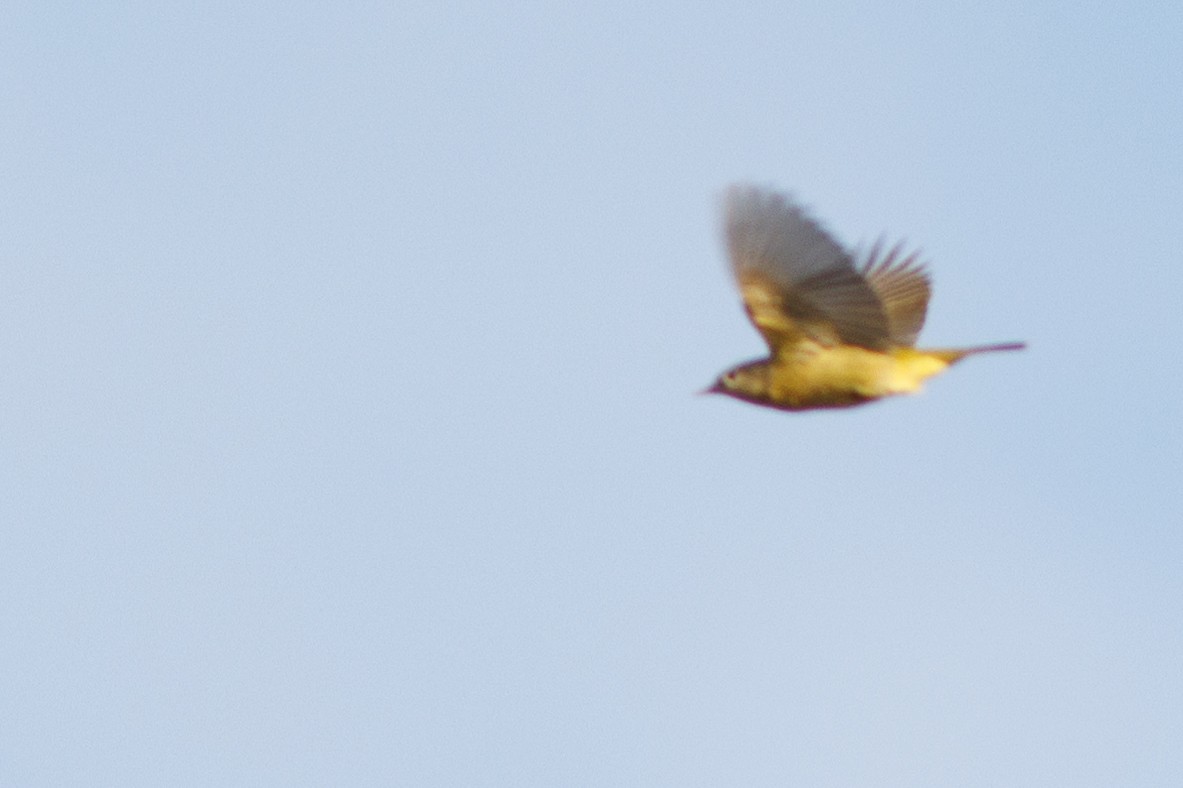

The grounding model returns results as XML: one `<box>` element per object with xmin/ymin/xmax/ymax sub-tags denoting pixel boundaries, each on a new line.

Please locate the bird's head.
<box><xmin>702</xmin><ymin>360</ymin><xmax>772</xmax><ymax>403</ymax></box>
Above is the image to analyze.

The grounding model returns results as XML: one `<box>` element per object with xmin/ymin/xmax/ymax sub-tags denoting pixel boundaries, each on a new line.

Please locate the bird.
<box><xmin>704</xmin><ymin>184</ymin><xmax>1024</xmax><ymax>411</ymax></box>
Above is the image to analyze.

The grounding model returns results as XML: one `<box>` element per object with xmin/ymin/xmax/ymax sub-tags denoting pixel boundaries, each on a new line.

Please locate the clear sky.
<box><xmin>3</xmin><ymin>3</ymin><xmax>1182</xmax><ymax>785</ymax></box>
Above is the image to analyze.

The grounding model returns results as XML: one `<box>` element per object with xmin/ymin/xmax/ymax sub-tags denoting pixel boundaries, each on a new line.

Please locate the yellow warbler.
<box><xmin>706</xmin><ymin>185</ymin><xmax>1024</xmax><ymax>411</ymax></box>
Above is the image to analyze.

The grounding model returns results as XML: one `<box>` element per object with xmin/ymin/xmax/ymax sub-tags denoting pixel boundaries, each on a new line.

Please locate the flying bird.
<box><xmin>705</xmin><ymin>185</ymin><xmax>1024</xmax><ymax>411</ymax></box>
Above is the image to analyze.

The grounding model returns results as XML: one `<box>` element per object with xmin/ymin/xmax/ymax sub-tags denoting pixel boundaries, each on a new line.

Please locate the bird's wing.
<box><xmin>724</xmin><ymin>185</ymin><xmax>891</xmax><ymax>355</ymax></box>
<box><xmin>858</xmin><ymin>240</ymin><xmax>931</xmax><ymax>347</ymax></box>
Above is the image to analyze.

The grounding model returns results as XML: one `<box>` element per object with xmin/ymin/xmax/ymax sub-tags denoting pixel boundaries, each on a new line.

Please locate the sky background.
<box><xmin>3</xmin><ymin>2</ymin><xmax>1182</xmax><ymax>785</ymax></box>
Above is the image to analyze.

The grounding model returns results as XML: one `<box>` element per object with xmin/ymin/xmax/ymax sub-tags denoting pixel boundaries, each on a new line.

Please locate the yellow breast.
<box><xmin>766</xmin><ymin>346</ymin><xmax>952</xmax><ymax>409</ymax></box>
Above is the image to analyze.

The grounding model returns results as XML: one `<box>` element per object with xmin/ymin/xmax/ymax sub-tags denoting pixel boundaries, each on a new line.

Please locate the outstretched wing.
<box><xmin>724</xmin><ymin>185</ymin><xmax>891</xmax><ymax>355</ymax></box>
<box><xmin>859</xmin><ymin>240</ymin><xmax>931</xmax><ymax>347</ymax></box>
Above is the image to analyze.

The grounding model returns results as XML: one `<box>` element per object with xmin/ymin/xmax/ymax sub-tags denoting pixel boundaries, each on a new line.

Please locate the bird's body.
<box><xmin>707</xmin><ymin>185</ymin><xmax>1023</xmax><ymax>411</ymax></box>
<box><xmin>718</xmin><ymin>343</ymin><xmax>1023</xmax><ymax>411</ymax></box>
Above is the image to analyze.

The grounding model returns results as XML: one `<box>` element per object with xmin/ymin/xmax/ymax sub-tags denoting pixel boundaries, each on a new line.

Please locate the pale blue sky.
<box><xmin>3</xmin><ymin>3</ymin><xmax>1182</xmax><ymax>785</ymax></box>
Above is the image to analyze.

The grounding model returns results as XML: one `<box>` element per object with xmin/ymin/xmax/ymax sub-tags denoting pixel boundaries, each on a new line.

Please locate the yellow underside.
<box><xmin>767</xmin><ymin>346</ymin><xmax>958</xmax><ymax>409</ymax></box>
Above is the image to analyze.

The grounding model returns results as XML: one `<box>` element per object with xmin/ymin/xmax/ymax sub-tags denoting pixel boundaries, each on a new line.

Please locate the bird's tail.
<box><xmin>888</xmin><ymin>343</ymin><xmax>1024</xmax><ymax>393</ymax></box>
<box><xmin>931</xmin><ymin>342</ymin><xmax>1026</xmax><ymax>364</ymax></box>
